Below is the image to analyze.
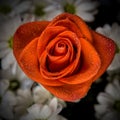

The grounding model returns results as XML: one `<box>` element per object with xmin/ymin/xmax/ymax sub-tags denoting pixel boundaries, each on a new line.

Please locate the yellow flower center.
<box><xmin>8</xmin><ymin>36</ymin><xmax>13</xmax><ymax>49</ymax></box>
<box><xmin>9</xmin><ymin>79</ymin><xmax>20</xmax><ymax>91</ymax></box>
<box><xmin>114</xmin><ymin>100</ymin><xmax>120</xmax><ymax>112</ymax></box>
<box><xmin>34</xmin><ymin>5</ymin><xmax>45</xmax><ymax>16</ymax></box>
<box><xmin>0</xmin><ymin>5</ymin><xmax>12</xmax><ymax>14</ymax></box>
<box><xmin>64</xmin><ymin>3</ymin><xmax>76</xmax><ymax>14</ymax></box>
<box><xmin>116</xmin><ymin>44</ymin><xmax>120</xmax><ymax>53</ymax></box>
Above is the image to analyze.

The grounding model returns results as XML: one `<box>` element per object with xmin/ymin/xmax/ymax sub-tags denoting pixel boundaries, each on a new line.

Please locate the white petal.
<box><xmin>111</xmin><ymin>23</ymin><xmax>120</xmax><ymax>40</ymax></box>
<box><xmin>107</xmin><ymin>53</ymin><xmax>120</xmax><ymax>71</ymax></box>
<box><xmin>105</xmin><ymin>82</ymin><xmax>120</xmax><ymax>100</ymax></box>
<box><xmin>15</xmin><ymin>65</ymin><xmax>26</xmax><ymax>79</ymax></box>
<box><xmin>10</xmin><ymin>16</ymin><xmax>22</xmax><ymax>32</ymax></box>
<box><xmin>0</xmin><ymin>48</ymin><xmax>10</xmax><ymax>58</ymax></box>
<box><xmin>57</xmin><ymin>98</ymin><xmax>67</xmax><ymax>108</ymax></box>
<box><xmin>3</xmin><ymin>91</ymin><xmax>17</xmax><ymax>106</ymax></box>
<box><xmin>21</xmin><ymin>79</ymin><xmax>33</xmax><ymax>90</ymax></box>
<box><xmin>39</xmin><ymin>105</ymin><xmax>52</xmax><ymax>119</ymax></box>
<box><xmin>76</xmin><ymin>11</ymin><xmax>94</xmax><ymax>22</ymax></box>
<box><xmin>46</xmin><ymin>10</ymin><xmax>62</xmax><ymax>20</ymax></box>
<box><xmin>103</xmin><ymin>24</ymin><xmax>112</xmax><ymax>35</ymax></box>
<box><xmin>74</xmin><ymin>0</ymin><xmax>82</xmax><ymax>6</ymax></box>
<box><xmin>44</xmin><ymin>5</ymin><xmax>57</xmax><ymax>12</ymax></box>
<box><xmin>97</xmin><ymin>93</ymin><xmax>114</xmax><ymax>105</ymax></box>
<box><xmin>113</xmin><ymin>79</ymin><xmax>120</xmax><ymax>92</ymax></box>
<box><xmin>0</xmin><ymin>42</ymin><xmax>8</xmax><ymax>50</ymax></box>
<box><xmin>49</xmin><ymin>98</ymin><xmax>63</xmax><ymax>117</ymax></box>
<box><xmin>96</xmin><ymin>27</ymin><xmax>107</xmax><ymax>35</ymax></box>
<box><xmin>0</xmin><ymin>25</ymin><xmax>11</xmax><ymax>41</ymax></box>
<box><xmin>33</xmin><ymin>0</ymin><xmax>51</xmax><ymax>6</ymax></box>
<box><xmin>27</xmin><ymin>104</ymin><xmax>42</xmax><ymax>117</ymax></box>
<box><xmin>77</xmin><ymin>1</ymin><xmax>98</xmax><ymax>11</ymax></box>
<box><xmin>0</xmin><ymin>69</ymin><xmax>12</xmax><ymax>79</ymax></box>
<box><xmin>102</xmin><ymin>111</ymin><xmax>120</xmax><ymax>120</ymax></box>
<box><xmin>16</xmin><ymin>89</ymin><xmax>33</xmax><ymax>106</ymax></box>
<box><xmin>66</xmin><ymin>0</ymin><xmax>75</xmax><ymax>4</ymax></box>
<box><xmin>0</xmin><ymin>16</ymin><xmax>22</xmax><ymax>40</ymax></box>
<box><xmin>94</xmin><ymin>104</ymin><xmax>110</xmax><ymax>116</ymax></box>
<box><xmin>0</xmin><ymin>79</ymin><xmax>9</xmax><ymax>96</ymax></box>
<box><xmin>1</xmin><ymin>52</ymin><xmax>15</xmax><ymax>69</ymax></box>
<box><xmin>21</xmin><ymin>14</ymin><xmax>35</xmax><ymax>23</ymax></box>
<box><xmin>11</xmin><ymin>61</ymin><xmax>17</xmax><ymax>74</ymax></box>
<box><xmin>12</xmin><ymin>1</ymin><xmax>31</xmax><ymax>14</ymax></box>
<box><xmin>96</xmin><ymin>24</ymin><xmax>111</xmax><ymax>36</ymax></box>
<box><xmin>33</xmin><ymin>86</ymin><xmax>51</xmax><ymax>104</ymax></box>
<box><xmin>49</xmin><ymin>98</ymin><xmax>58</xmax><ymax>112</ymax></box>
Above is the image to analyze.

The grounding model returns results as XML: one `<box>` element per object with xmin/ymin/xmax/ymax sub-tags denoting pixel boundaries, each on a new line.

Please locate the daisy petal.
<box><xmin>39</xmin><ymin>105</ymin><xmax>52</xmax><ymax>119</ymax></box>
<box><xmin>105</xmin><ymin>83</ymin><xmax>120</xmax><ymax>100</ymax></box>
<box><xmin>97</xmin><ymin>92</ymin><xmax>114</xmax><ymax>105</ymax></box>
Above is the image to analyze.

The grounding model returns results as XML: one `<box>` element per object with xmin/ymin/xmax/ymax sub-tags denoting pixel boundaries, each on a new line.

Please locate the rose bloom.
<box><xmin>13</xmin><ymin>13</ymin><xmax>116</xmax><ymax>102</ymax></box>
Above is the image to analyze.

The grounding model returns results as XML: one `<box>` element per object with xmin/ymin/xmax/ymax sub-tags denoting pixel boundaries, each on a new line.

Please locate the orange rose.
<box><xmin>13</xmin><ymin>13</ymin><xmax>116</xmax><ymax>102</ymax></box>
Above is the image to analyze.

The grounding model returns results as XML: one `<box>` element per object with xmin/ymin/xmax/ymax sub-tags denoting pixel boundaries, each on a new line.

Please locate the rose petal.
<box><xmin>43</xmin><ymin>80</ymin><xmax>92</xmax><ymax>102</ymax></box>
<box><xmin>48</xmin><ymin>13</ymin><xmax>93</xmax><ymax>43</ymax></box>
<box><xmin>13</xmin><ymin>21</ymin><xmax>64</xmax><ymax>86</ymax></box>
<box><xmin>60</xmin><ymin>37</ymin><xmax>101</xmax><ymax>84</ymax></box>
<box><xmin>50</xmin><ymin>17</ymin><xmax>83</xmax><ymax>38</ymax></box>
<box><xmin>37</xmin><ymin>26</ymin><xmax>67</xmax><ymax>58</ymax></box>
<box><xmin>91</xmin><ymin>31</ymin><xmax>116</xmax><ymax>81</ymax></box>
<box><xmin>39</xmin><ymin>30</ymin><xmax>81</xmax><ymax>79</ymax></box>
<box><xmin>13</xmin><ymin>13</ymin><xmax>116</xmax><ymax>102</ymax></box>
<box><xmin>19</xmin><ymin>38</ymin><xmax>64</xmax><ymax>86</ymax></box>
<box><xmin>13</xmin><ymin>21</ymin><xmax>49</xmax><ymax>57</ymax></box>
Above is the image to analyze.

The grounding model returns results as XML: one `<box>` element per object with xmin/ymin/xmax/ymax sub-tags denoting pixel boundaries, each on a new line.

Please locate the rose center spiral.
<box><xmin>54</xmin><ymin>41</ymin><xmax>67</xmax><ymax>55</ymax></box>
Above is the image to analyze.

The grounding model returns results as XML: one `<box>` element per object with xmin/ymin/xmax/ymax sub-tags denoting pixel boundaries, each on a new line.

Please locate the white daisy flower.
<box><xmin>26</xmin><ymin>0</ymin><xmax>61</xmax><ymax>20</ymax></box>
<box><xmin>20</xmin><ymin>97</ymin><xmax>67</xmax><ymax>120</ymax></box>
<box><xmin>94</xmin><ymin>78</ymin><xmax>120</xmax><ymax>120</ymax></box>
<box><xmin>0</xmin><ymin>69</ymin><xmax>33</xmax><ymax>92</ymax></box>
<box><xmin>0</xmin><ymin>0</ymin><xmax>32</xmax><ymax>17</ymax></box>
<box><xmin>0</xmin><ymin>87</ymin><xmax>33</xmax><ymax>120</ymax></box>
<box><xmin>0</xmin><ymin>14</ymin><xmax>35</xmax><ymax>74</ymax></box>
<box><xmin>48</xmin><ymin>0</ymin><xmax>99</xmax><ymax>22</ymax></box>
<box><xmin>96</xmin><ymin>23</ymin><xmax>120</xmax><ymax>71</ymax></box>
<box><xmin>0</xmin><ymin>69</ymin><xmax>33</xmax><ymax>119</ymax></box>
<box><xmin>29</xmin><ymin>0</ymin><xmax>98</xmax><ymax>22</ymax></box>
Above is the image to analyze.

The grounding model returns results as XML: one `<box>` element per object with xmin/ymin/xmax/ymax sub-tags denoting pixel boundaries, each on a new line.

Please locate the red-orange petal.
<box><xmin>48</xmin><ymin>13</ymin><xmax>93</xmax><ymax>43</ymax></box>
<box><xmin>42</xmin><ymin>31</ymin><xmax>116</xmax><ymax>101</ymax></box>
<box><xmin>19</xmin><ymin>38</ymin><xmax>64</xmax><ymax>86</ymax></box>
<box><xmin>37</xmin><ymin>26</ymin><xmax>67</xmax><ymax>58</ymax></box>
<box><xmin>91</xmin><ymin>30</ymin><xmax>116</xmax><ymax>81</ymax></box>
<box><xmin>13</xmin><ymin>21</ymin><xmax>64</xmax><ymax>86</ymax></box>
<box><xmin>43</xmin><ymin>80</ymin><xmax>93</xmax><ymax>102</ymax></box>
<box><xmin>13</xmin><ymin>13</ymin><xmax>116</xmax><ymax>102</ymax></box>
<box><xmin>13</xmin><ymin>21</ymin><xmax>50</xmax><ymax>58</ymax></box>
<box><xmin>60</xmin><ymin>37</ymin><xmax>101</xmax><ymax>84</ymax></box>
